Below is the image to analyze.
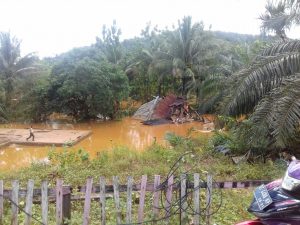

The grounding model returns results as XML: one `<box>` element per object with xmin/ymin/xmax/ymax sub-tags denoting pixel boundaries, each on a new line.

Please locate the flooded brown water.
<box><xmin>0</xmin><ymin>117</ymin><xmax>212</xmax><ymax>171</ymax></box>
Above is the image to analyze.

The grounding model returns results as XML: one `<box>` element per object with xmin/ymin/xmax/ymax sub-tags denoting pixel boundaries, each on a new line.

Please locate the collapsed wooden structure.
<box><xmin>133</xmin><ymin>95</ymin><xmax>192</xmax><ymax>125</ymax></box>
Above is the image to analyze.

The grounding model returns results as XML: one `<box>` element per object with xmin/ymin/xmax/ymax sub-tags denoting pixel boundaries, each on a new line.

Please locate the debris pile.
<box><xmin>133</xmin><ymin>95</ymin><xmax>193</xmax><ymax>125</ymax></box>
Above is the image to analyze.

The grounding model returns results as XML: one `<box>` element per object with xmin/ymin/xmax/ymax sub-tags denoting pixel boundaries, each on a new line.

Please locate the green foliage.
<box><xmin>225</xmin><ymin>39</ymin><xmax>300</xmax><ymax>151</ymax></box>
<box><xmin>0</xmin><ymin>132</ymin><xmax>288</xmax><ymax>224</ymax></box>
<box><xmin>260</xmin><ymin>0</ymin><xmax>300</xmax><ymax>41</ymax></box>
<box><xmin>96</xmin><ymin>20</ymin><xmax>123</xmax><ymax>64</ymax></box>
<box><xmin>46</xmin><ymin>47</ymin><xmax>129</xmax><ymax>120</ymax></box>
<box><xmin>0</xmin><ymin>32</ymin><xmax>38</xmax><ymax>118</ymax></box>
<box><xmin>165</xmin><ymin>132</ymin><xmax>196</xmax><ymax>152</ymax></box>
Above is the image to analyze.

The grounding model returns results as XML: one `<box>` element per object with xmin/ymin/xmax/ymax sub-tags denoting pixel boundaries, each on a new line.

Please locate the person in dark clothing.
<box><xmin>26</xmin><ymin>126</ymin><xmax>35</xmax><ymax>141</ymax></box>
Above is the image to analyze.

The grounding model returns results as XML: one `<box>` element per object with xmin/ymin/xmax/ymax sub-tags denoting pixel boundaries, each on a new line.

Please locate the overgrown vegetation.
<box><xmin>0</xmin><ymin>1</ymin><xmax>300</xmax><ymax>223</ymax></box>
<box><xmin>0</xmin><ymin>132</ymin><xmax>286</xmax><ymax>224</ymax></box>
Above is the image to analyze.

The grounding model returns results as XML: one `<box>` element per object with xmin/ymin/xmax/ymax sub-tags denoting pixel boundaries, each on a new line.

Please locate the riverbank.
<box><xmin>0</xmin><ymin>132</ymin><xmax>286</xmax><ymax>224</ymax></box>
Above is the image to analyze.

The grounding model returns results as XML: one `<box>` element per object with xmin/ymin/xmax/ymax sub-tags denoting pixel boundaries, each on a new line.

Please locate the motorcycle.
<box><xmin>236</xmin><ymin>157</ymin><xmax>300</xmax><ymax>225</ymax></box>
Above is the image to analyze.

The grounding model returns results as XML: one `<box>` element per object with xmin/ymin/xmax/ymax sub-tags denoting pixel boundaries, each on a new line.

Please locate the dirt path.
<box><xmin>0</xmin><ymin>129</ymin><xmax>91</xmax><ymax>147</ymax></box>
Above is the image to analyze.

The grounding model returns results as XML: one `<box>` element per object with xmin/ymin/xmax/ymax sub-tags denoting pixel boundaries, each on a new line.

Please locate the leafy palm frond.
<box><xmin>0</xmin><ymin>32</ymin><xmax>37</xmax><ymax>106</ymax></box>
<box><xmin>227</xmin><ymin>40</ymin><xmax>300</xmax><ymax>115</ymax></box>
<box><xmin>260</xmin><ymin>0</ymin><xmax>293</xmax><ymax>40</ymax></box>
<box><xmin>259</xmin><ymin>40</ymin><xmax>300</xmax><ymax>56</ymax></box>
<box><xmin>200</xmin><ymin>74</ymin><xmax>225</xmax><ymax>96</ymax></box>
<box><xmin>249</xmin><ymin>75</ymin><xmax>300</xmax><ymax>148</ymax></box>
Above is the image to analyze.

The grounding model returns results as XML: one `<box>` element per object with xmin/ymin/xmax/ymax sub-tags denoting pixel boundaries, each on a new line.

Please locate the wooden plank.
<box><xmin>41</xmin><ymin>181</ymin><xmax>48</xmax><ymax>225</ymax></box>
<box><xmin>113</xmin><ymin>176</ymin><xmax>121</xmax><ymax>225</ymax></box>
<box><xmin>126</xmin><ymin>176</ymin><xmax>133</xmax><ymax>224</ymax></box>
<box><xmin>194</xmin><ymin>173</ymin><xmax>200</xmax><ymax>225</ymax></box>
<box><xmin>237</xmin><ymin>182</ymin><xmax>245</xmax><ymax>188</ymax></box>
<box><xmin>138</xmin><ymin>175</ymin><xmax>147</xmax><ymax>224</ymax></box>
<box><xmin>223</xmin><ymin>182</ymin><xmax>232</xmax><ymax>189</ymax></box>
<box><xmin>100</xmin><ymin>177</ymin><xmax>106</xmax><ymax>225</ymax></box>
<box><xmin>206</xmin><ymin>174</ymin><xmax>213</xmax><ymax>225</ymax></box>
<box><xmin>180</xmin><ymin>174</ymin><xmax>188</xmax><ymax>224</ymax></box>
<box><xmin>24</xmin><ymin>179</ymin><xmax>34</xmax><ymax>225</ymax></box>
<box><xmin>0</xmin><ymin>180</ymin><xmax>3</xmax><ymax>224</ymax></box>
<box><xmin>11</xmin><ymin>180</ymin><xmax>19</xmax><ymax>225</ymax></box>
<box><xmin>165</xmin><ymin>175</ymin><xmax>174</xmax><ymax>224</ymax></box>
<box><xmin>83</xmin><ymin>177</ymin><xmax>93</xmax><ymax>225</ymax></box>
<box><xmin>56</xmin><ymin>179</ymin><xmax>63</xmax><ymax>225</ymax></box>
<box><xmin>152</xmin><ymin>175</ymin><xmax>160</xmax><ymax>221</ymax></box>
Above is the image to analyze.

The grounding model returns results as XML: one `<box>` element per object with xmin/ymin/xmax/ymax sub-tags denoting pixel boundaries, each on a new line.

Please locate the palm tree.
<box><xmin>223</xmin><ymin>0</ymin><xmax>300</xmax><ymax>153</ymax></box>
<box><xmin>0</xmin><ymin>32</ymin><xmax>37</xmax><ymax>106</ymax></box>
<box><xmin>226</xmin><ymin>10</ymin><xmax>300</xmax><ymax>150</ymax></box>
<box><xmin>260</xmin><ymin>0</ymin><xmax>300</xmax><ymax>41</ymax></box>
<box><xmin>154</xmin><ymin>16</ymin><xmax>217</xmax><ymax>97</ymax></box>
<box><xmin>96</xmin><ymin>20</ymin><xmax>122</xmax><ymax>65</ymax></box>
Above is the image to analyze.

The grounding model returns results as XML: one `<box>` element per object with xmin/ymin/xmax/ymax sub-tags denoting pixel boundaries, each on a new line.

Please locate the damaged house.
<box><xmin>133</xmin><ymin>94</ymin><xmax>192</xmax><ymax>125</ymax></box>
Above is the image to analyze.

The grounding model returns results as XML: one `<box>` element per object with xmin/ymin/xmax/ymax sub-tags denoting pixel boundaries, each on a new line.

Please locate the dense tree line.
<box><xmin>0</xmin><ymin>17</ymin><xmax>266</xmax><ymax>122</ymax></box>
<box><xmin>1</xmin><ymin>4</ymin><xmax>300</xmax><ymax>155</ymax></box>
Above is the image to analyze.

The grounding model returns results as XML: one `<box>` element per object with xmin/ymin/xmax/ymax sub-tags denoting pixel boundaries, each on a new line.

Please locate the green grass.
<box><xmin>0</xmin><ymin>132</ymin><xmax>286</xmax><ymax>224</ymax></box>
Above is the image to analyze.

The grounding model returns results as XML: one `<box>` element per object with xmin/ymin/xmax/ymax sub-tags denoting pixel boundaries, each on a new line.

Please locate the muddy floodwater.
<box><xmin>0</xmin><ymin>117</ymin><xmax>212</xmax><ymax>171</ymax></box>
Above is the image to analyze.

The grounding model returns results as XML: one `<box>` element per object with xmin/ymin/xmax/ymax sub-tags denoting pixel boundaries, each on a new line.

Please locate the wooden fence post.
<box><xmin>63</xmin><ymin>186</ymin><xmax>71</xmax><ymax>224</ymax></box>
<box><xmin>180</xmin><ymin>174</ymin><xmax>188</xmax><ymax>224</ymax></box>
<box><xmin>206</xmin><ymin>174</ymin><xmax>213</xmax><ymax>225</ymax></box>
<box><xmin>41</xmin><ymin>180</ymin><xmax>48</xmax><ymax>225</ymax></box>
<box><xmin>100</xmin><ymin>177</ymin><xmax>106</xmax><ymax>225</ymax></box>
<box><xmin>138</xmin><ymin>175</ymin><xmax>147</xmax><ymax>224</ymax></box>
<box><xmin>126</xmin><ymin>176</ymin><xmax>133</xmax><ymax>224</ymax></box>
<box><xmin>113</xmin><ymin>176</ymin><xmax>121</xmax><ymax>225</ymax></box>
<box><xmin>11</xmin><ymin>180</ymin><xmax>19</xmax><ymax>225</ymax></box>
<box><xmin>165</xmin><ymin>175</ymin><xmax>174</xmax><ymax>225</ymax></box>
<box><xmin>194</xmin><ymin>173</ymin><xmax>200</xmax><ymax>225</ymax></box>
<box><xmin>83</xmin><ymin>177</ymin><xmax>93</xmax><ymax>225</ymax></box>
<box><xmin>152</xmin><ymin>175</ymin><xmax>160</xmax><ymax>222</ymax></box>
<box><xmin>0</xmin><ymin>180</ymin><xmax>3</xmax><ymax>224</ymax></box>
<box><xmin>24</xmin><ymin>179</ymin><xmax>34</xmax><ymax>225</ymax></box>
<box><xmin>56</xmin><ymin>179</ymin><xmax>63</xmax><ymax>225</ymax></box>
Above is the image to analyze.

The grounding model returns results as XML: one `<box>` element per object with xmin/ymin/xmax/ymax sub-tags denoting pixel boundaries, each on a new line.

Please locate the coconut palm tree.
<box><xmin>153</xmin><ymin>16</ymin><xmax>217</xmax><ymax>97</ymax></box>
<box><xmin>0</xmin><ymin>32</ymin><xmax>37</xmax><ymax>107</ymax></box>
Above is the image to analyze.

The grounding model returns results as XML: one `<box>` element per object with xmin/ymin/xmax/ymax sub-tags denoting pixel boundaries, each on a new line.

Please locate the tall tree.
<box><xmin>260</xmin><ymin>0</ymin><xmax>300</xmax><ymax>41</ymax></box>
<box><xmin>47</xmin><ymin>47</ymin><xmax>129</xmax><ymax>120</ymax></box>
<box><xmin>96</xmin><ymin>20</ymin><xmax>122</xmax><ymax>64</ymax></box>
<box><xmin>0</xmin><ymin>32</ymin><xmax>37</xmax><ymax>106</ymax></box>
<box><xmin>225</xmin><ymin>0</ymin><xmax>300</xmax><ymax>151</ymax></box>
<box><xmin>158</xmin><ymin>16</ymin><xmax>217</xmax><ymax>97</ymax></box>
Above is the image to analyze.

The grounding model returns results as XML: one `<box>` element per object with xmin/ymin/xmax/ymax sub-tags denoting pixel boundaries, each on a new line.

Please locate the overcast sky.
<box><xmin>1</xmin><ymin>0</ymin><xmax>299</xmax><ymax>58</ymax></box>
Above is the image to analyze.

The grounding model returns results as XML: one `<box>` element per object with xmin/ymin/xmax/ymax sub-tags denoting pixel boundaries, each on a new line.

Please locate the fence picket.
<box><xmin>113</xmin><ymin>176</ymin><xmax>121</xmax><ymax>225</ymax></box>
<box><xmin>41</xmin><ymin>180</ymin><xmax>48</xmax><ymax>225</ymax></box>
<box><xmin>206</xmin><ymin>174</ymin><xmax>213</xmax><ymax>225</ymax></box>
<box><xmin>152</xmin><ymin>175</ymin><xmax>160</xmax><ymax>221</ymax></box>
<box><xmin>24</xmin><ymin>179</ymin><xmax>34</xmax><ymax>225</ymax></box>
<box><xmin>180</xmin><ymin>174</ymin><xmax>188</xmax><ymax>224</ymax></box>
<box><xmin>83</xmin><ymin>177</ymin><xmax>93</xmax><ymax>225</ymax></box>
<box><xmin>100</xmin><ymin>177</ymin><xmax>106</xmax><ymax>225</ymax></box>
<box><xmin>194</xmin><ymin>173</ymin><xmax>200</xmax><ymax>225</ymax></box>
<box><xmin>0</xmin><ymin>173</ymin><xmax>254</xmax><ymax>225</ymax></box>
<box><xmin>138</xmin><ymin>175</ymin><xmax>147</xmax><ymax>224</ymax></box>
<box><xmin>126</xmin><ymin>176</ymin><xmax>133</xmax><ymax>224</ymax></box>
<box><xmin>165</xmin><ymin>175</ymin><xmax>174</xmax><ymax>224</ymax></box>
<box><xmin>56</xmin><ymin>179</ymin><xmax>63</xmax><ymax>225</ymax></box>
<box><xmin>11</xmin><ymin>180</ymin><xmax>19</xmax><ymax>225</ymax></box>
<box><xmin>0</xmin><ymin>180</ymin><xmax>3</xmax><ymax>224</ymax></box>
